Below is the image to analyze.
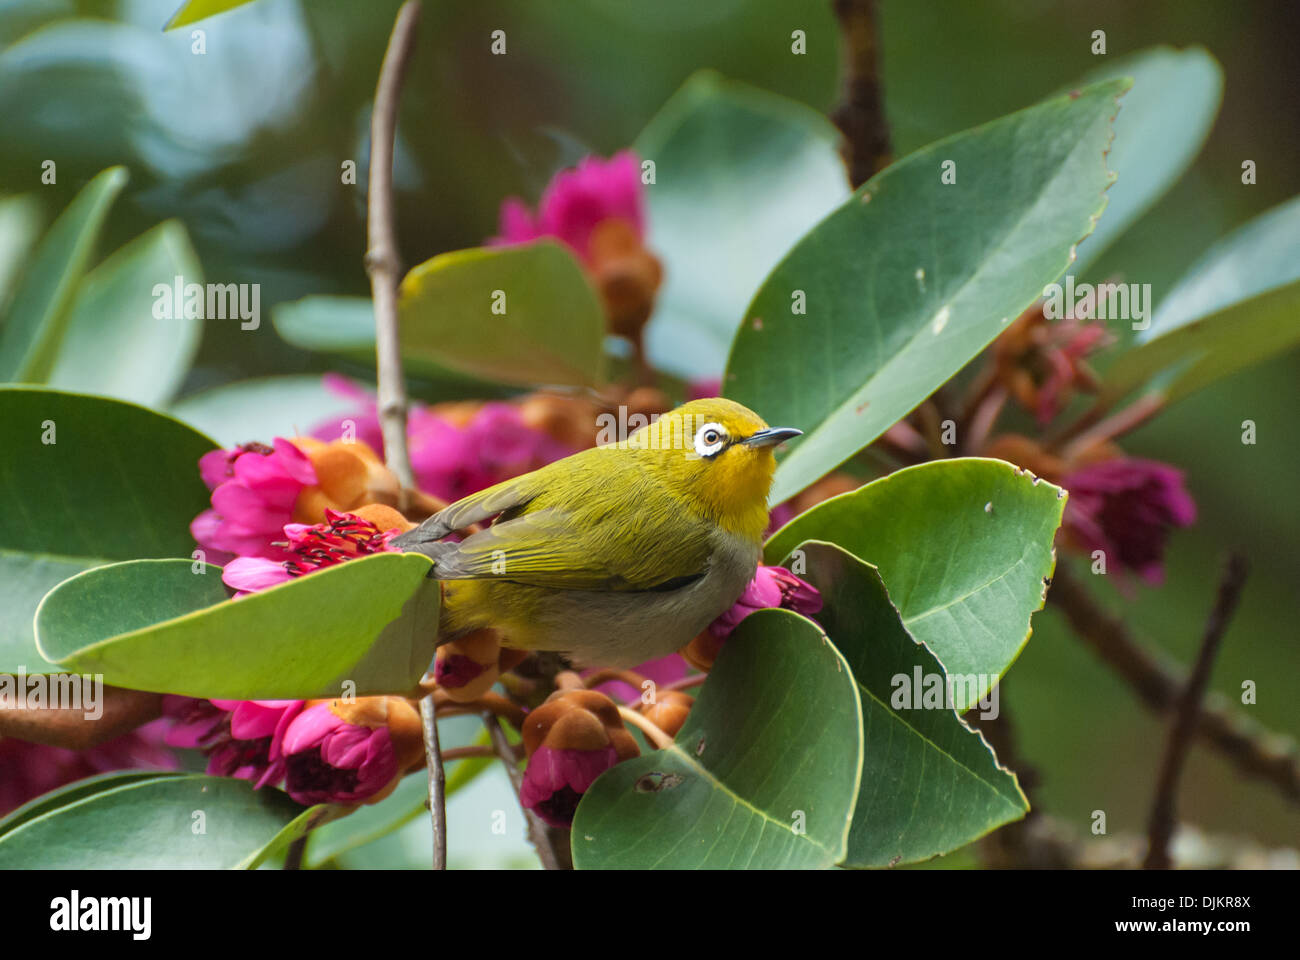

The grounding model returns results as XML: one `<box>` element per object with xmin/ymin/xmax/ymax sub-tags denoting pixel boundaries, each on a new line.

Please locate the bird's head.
<box><xmin>624</xmin><ymin>397</ymin><xmax>801</xmax><ymax>541</ymax></box>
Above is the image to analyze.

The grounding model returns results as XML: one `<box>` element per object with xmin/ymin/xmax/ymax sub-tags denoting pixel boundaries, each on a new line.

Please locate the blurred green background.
<box><xmin>2</xmin><ymin>0</ymin><xmax>1295</xmax><ymax>863</ymax></box>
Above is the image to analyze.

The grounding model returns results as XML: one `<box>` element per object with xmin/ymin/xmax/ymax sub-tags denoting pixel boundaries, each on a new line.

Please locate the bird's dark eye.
<box><xmin>704</xmin><ymin>430</ymin><xmax>720</xmax><ymax>445</ymax></box>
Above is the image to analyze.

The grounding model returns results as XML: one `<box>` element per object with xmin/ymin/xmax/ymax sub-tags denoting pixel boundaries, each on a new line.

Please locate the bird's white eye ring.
<box><xmin>693</xmin><ymin>422</ymin><xmax>727</xmax><ymax>458</ymax></box>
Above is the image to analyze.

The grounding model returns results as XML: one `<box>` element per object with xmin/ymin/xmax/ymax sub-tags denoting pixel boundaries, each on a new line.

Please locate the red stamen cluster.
<box><xmin>272</xmin><ymin>509</ymin><xmax>398</xmax><ymax>578</ymax></box>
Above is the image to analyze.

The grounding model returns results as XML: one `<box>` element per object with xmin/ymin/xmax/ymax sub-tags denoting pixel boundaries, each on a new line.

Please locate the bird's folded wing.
<box><xmin>428</xmin><ymin>506</ymin><xmax>714</xmax><ymax>592</ymax></box>
<box><xmin>390</xmin><ymin>470</ymin><xmax>546</xmax><ymax>547</ymax></box>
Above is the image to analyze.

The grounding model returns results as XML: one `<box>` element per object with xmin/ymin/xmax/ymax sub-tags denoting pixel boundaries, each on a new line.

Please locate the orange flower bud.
<box><xmin>587</xmin><ymin>218</ymin><xmax>663</xmax><ymax>342</ymax></box>
<box><xmin>350</xmin><ymin>503</ymin><xmax>415</xmax><ymax>535</ymax></box>
<box><xmin>522</xmin><ymin>689</ymin><xmax>638</xmax><ymax>761</ymax></box>
<box><xmin>640</xmin><ymin>690</ymin><xmax>693</xmax><ymax>738</ymax></box>
<box><xmin>518</xmin><ymin>392</ymin><xmax>604</xmax><ymax>451</ymax></box>
<box><xmin>289</xmin><ymin>437</ymin><xmax>401</xmax><ymax>523</ymax></box>
<box><xmin>680</xmin><ymin>629</ymin><xmax>723</xmax><ymax>673</ymax></box>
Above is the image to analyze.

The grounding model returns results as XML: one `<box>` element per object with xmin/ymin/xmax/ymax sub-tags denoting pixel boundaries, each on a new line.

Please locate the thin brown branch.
<box><xmin>1144</xmin><ymin>553</ymin><xmax>1250</xmax><ymax>869</ymax></box>
<box><xmin>482</xmin><ymin>712</ymin><xmax>572</xmax><ymax>870</ymax></box>
<box><xmin>963</xmin><ymin>385</ymin><xmax>1007</xmax><ymax>457</ymax></box>
<box><xmin>419</xmin><ymin>694</ymin><xmax>447</xmax><ymax>870</ymax></box>
<box><xmin>366</xmin><ymin>0</ymin><xmax>421</xmax><ymax>499</ymax></box>
<box><xmin>1049</xmin><ymin>563</ymin><xmax>1299</xmax><ymax>803</ymax></box>
<box><xmin>582</xmin><ymin>668</ymin><xmax>650</xmax><ymax>692</ymax></box>
<box><xmin>830</xmin><ymin>0</ymin><xmax>892</xmax><ymax>187</ymax></box>
<box><xmin>1056</xmin><ymin>391</ymin><xmax>1166</xmax><ymax>460</ymax></box>
<box><xmin>367</xmin><ymin>0</ymin><xmax>438</xmax><ymax>867</ymax></box>
<box><xmin>617</xmin><ymin>705</ymin><xmax>674</xmax><ymax>749</ymax></box>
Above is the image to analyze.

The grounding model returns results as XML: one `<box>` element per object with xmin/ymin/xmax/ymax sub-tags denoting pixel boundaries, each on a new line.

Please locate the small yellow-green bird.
<box><xmin>390</xmin><ymin>398</ymin><xmax>800</xmax><ymax>667</ymax></box>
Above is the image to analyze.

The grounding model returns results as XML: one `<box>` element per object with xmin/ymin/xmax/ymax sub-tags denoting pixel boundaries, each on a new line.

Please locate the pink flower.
<box><xmin>518</xmin><ymin>690</ymin><xmax>640</xmax><ymax>828</ymax></box>
<box><xmin>191</xmin><ymin>438</ymin><xmax>317</xmax><ymax>563</ymax></box>
<box><xmin>687</xmin><ymin>378</ymin><xmax>721</xmax><ymax>401</ymax></box>
<box><xmin>709</xmin><ymin>565</ymin><xmax>823</xmax><ymax>639</ymax></box>
<box><xmin>1034</xmin><ymin>319</ymin><xmax>1111</xmax><ymax>424</ymax></box>
<box><xmin>161</xmin><ymin>696</ymin><xmax>304</xmax><ymax>788</ymax></box>
<box><xmin>1063</xmin><ymin>458</ymin><xmax>1197</xmax><ymax>585</ymax></box>
<box><xmin>311</xmin><ymin>378</ymin><xmax>574</xmax><ymax>503</ymax></box>
<box><xmin>683</xmin><ymin>566</ymin><xmax>823</xmax><ymax>672</ymax></box>
<box><xmin>0</xmin><ymin>720</ymin><xmax>177</xmax><ymax>817</ymax></box>
<box><xmin>490</xmin><ymin>151</ymin><xmax>645</xmax><ymax>264</ymax></box>
<box><xmin>279</xmin><ymin>699</ymin><xmax>422</xmax><ymax>806</ymax></box>
<box><xmin>520</xmin><ymin>744</ymin><xmax>623</xmax><ymax>829</ymax></box>
<box><xmin>219</xmin><ymin>509</ymin><xmax>405</xmax><ymax>597</ymax></box>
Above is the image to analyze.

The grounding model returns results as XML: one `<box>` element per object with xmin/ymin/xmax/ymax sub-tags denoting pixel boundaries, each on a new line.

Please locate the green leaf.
<box><xmin>1104</xmin><ymin>194</ymin><xmax>1300</xmax><ymax>403</ymax></box>
<box><xmin>766</xmin><ymin>458</ymin><xmax>1065</xmax><ymax>711</ymax></box>
<box><xmin>572</xmin><ymin>609</ymin><xmax>862</xmax><ymax>869</ymax></box>
<box><xmin>0</xmin><ymin>388</ymin><xmax>216</xmax><ymax>672</ymax></box>
<box><xmin>789</xmin><ymin>542</ymin><xmax>1027</xmax><ymax>867</ymax></box>
<box><xmin>272</xmin><ymin>296</ymin><xmax>377</xmax><ymax>365</ymax></box>
<box><xmin>0</xmin><ymin>194</ymin><xmax>44</xmax><ymax>315</ymax></box>
<box><xmin>45</xmin><ymin>221</ymin><xmax>203</xmax><ymax>408</ymax></box>
<box><xmin>35</xmin><ymin>554</ymin><xmax>439</xmax><ymax>699</ymax></box>
<box><xmin>165</xmin><ymin>0</ymin><xmax>257</xmax><ymax>31</ymax></box>
<box><xmin>171</xmin><ymin>375</ymin><xmax>362</xmax><ymax>448</ymax></box>
<box><xmin>238</xmin><ymin>802</ymin><xmax>345</xmax><ymax>870</ymax></box>
<box><xmin>726</xmin><ymin>80</ymin><xmax>1126</xmax><ymax>502</ymax></box>
<box><xmin>0</xmin><ymin>773</ymin><xmax>309</xmax><ymax>869</ymax></box>
<box><xmin>0</xmin><ymin>167</ymin><xmax>127</xmax><ymax>382</ymax></box>
<box><xmin>634</xmin><ymin>71</ymin><xmax>849</xmax><ymax>378</ymax></box>
<box><xmin>398</xmin><ymin>242</ymin><xmax>606</xmax><ymax>388</ymax></box>
<box><xmin>0</xmin><ymin>771</ymin><xmax>184</xmax><ymax>841</ymax></box>
<box><xmin>1070</xmin><ymin>46</ymin><xmax>1222</xmax><ymax>275</ymax></box>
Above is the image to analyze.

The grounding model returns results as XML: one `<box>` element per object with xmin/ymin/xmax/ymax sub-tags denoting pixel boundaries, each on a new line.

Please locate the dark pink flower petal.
<box><xmin>519</xmin><ymin>743</ymin><xmax>621</xmax><ymax>828</ymax></box>
<box><xmin>1063</xmin><ymin>457</ymin><xmax>1197</xmax><ymax>585</ymax></box>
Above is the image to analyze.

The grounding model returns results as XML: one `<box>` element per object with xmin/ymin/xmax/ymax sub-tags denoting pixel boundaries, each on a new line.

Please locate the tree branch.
<box><xmin>367</xmin><ymin>0</ymin><xmax>443</xmax><ymax>868</ymax></box>
<box><xmin>419</xmin><ymin>694</ymin><xmax>447</xmax><ymax>869</ymax></box>
<box><xmin>483</xmin><ymin>711</ymin><xmax>571</xmax><ymax>870</ymax></box>
<box><xmin>1144</xmin><ymin>553</ymin><xmax>1249</xmax><ymax>869</ymax></box>
<box><xmin>366</xmin><ymin>0</ymin><xmax>421</xmax><ymax>498</ymax></box>
<box><xmin>1049</xmin><ymin>563</ymin><xmax>1299</xmax><ymax>803</ymax></box>
<box><xmin>830</xmin><ymin>0</ymin><xmax>892</xmax><ymax>187</ymax></box>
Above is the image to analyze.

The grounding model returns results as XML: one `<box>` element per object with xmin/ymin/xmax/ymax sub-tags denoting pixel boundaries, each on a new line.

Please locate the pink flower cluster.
<box><xmin>310</xmin><ymin>375</ymin><xmax>573</xmax><ymax>503</ymax></box>
<box><xmin>491</xmin><ymin>150</ymin><xmax>645</xmax><ymax>263</ymax></box>
<box><xmin>0</xmin><ymin>721</ymin><xmax>177</xmax><ymax>817</ymax></box>
<box><xmin>161</xmin><ymin>697</ymin><xmax>407</xmax><ymax>807</ymax></box>
<box><xmin>222</xmin><ymin>508</ymin><xmax>403</xmax><ymax>596</ymax></box>
<box><xmin>192</xmin><ymin>439</ymin><xmax>317</xmax><ymax>564</ymax></box>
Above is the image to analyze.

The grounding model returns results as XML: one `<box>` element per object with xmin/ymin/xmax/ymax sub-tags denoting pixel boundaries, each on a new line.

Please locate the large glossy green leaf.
<box><xmin>1069</xmin><ymin>46</ymin><xmax>1222</xmax><ymax>275</ymax></box>
<box><xmin>766</xmin><ymin>458</ymin><xmax>1064</xmax><ymax>711</ymax></box>
<box><xmin>791</xmin><ymin>542</ymin><xmax>1026</xmax><ymax>867</ymax></box>
<box><xmin>0</xmin><ymin>167</ymin><xmax>127</xmax><ymax>382</ymax></box>
<box><xmin>572</xmin><ymin>609</ymin><xmax>862</xmax><ymax>869</ymax></box>
<box><xmin>1103</xmin><ymin>194</ymin><xmax>1300</xmax><ymax>403</ymax></box>
<box><xmin>35</xmin><ymin>554</ymin><xmax>439</xmax><ymax>699</ymax></box>
<box><xmin>398</xmin><ymin>242</ymin><xmax>606</xmax><ymax>387</ymax></box>
<box><xmin>0</xmin><ymin>388</ymin><xmax>216</xmax><ymax>671</ymax></box>
<box><xmin>0</xmin><ymin>773</ymin><xmax>309</xmax><ymax>869</ymax></box>
<box><xmin>726</xmin><ymin>80</ymin><xmax>1126</xmax><ymax>502</ymax></box>
<box><xmin>634</xmin><ymin>71</ymin><xmax>849</xmax><ymax>378</ymax></box>
<box><xmin>45</xmin><ymin>221</ymin><xmax>203</xmax><ymax>408</ymax></box>
<box><xmin>171</xmin><ymin>375</ymin><xmax>362</xmax><ymax>448</ymax></box>
<box><xmin>0</xmin><ymin>194</ymin><xmax>43</xmax><ymax>314</ymax></box>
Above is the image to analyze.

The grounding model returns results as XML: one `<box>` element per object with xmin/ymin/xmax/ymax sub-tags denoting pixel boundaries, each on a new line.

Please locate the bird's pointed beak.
<box><xmin>741</xmin><ymin>427</ymin><xmax>803</xmax><ymax>448</ymax></box>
